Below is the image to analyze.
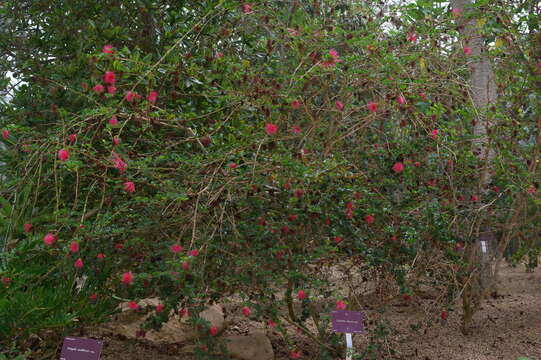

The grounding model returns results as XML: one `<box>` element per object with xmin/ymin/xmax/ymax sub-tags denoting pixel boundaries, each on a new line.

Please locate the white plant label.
<box><xmin>480</xmin><ymin>241</ymin><xmax>487</xmax><ymax>254</ymax></box>
<box><xmin>345</xmin><ymin>333</ymin><xmax>353</xmax><ymax>360</ymax></box>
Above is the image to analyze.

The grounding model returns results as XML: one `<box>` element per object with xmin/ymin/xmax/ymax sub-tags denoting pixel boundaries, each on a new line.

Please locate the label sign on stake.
<box><xmin>331</xmin><ymin>311</ymin><xmax>364</xmax><ymax>360</ymax></box>
<box><xmin>59</xmin><ymin>337</ymin><xmax>103</xmax><ymax>360</ymax></box>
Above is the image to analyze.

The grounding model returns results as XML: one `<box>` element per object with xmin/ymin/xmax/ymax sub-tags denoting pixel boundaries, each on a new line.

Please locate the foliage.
<box><xmin>0</xmin><ymin>0</ymin><xmax>539</xmax><ymax>358</ymax></box>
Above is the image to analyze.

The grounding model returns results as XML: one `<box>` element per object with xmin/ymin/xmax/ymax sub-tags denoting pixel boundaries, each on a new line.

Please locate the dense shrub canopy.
<box><xmin>0</xmin><ymin>0</ymin><xmax>539</xmax><ymax>358</ymax></box>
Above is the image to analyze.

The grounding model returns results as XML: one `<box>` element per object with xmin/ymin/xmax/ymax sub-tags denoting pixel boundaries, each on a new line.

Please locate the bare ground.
<box><xmin>91</xmin><ymin>262</ymin><xmax>540</xmax><ymax>360</ymax></box>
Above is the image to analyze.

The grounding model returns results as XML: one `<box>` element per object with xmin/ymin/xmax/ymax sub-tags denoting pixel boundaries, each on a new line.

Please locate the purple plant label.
<box><xmin>59</xmin><ymin>337</ymin><xmax>103</xmax><ymax>360</ymax></box>
<box><xmin>331</xmin><ymin>310</ymin><xmax>364</xmax><ymax>333</ymax></box>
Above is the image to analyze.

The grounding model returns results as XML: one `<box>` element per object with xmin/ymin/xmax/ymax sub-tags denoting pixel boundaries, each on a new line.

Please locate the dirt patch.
<box><xmin>86</xmin><ymin>262</ymin><xmax>540</xmax><ymax>360</ymax></box>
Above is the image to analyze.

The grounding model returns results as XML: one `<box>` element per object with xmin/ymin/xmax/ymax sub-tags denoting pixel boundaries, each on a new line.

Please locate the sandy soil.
<box><xmin>90</xmin><ymin>262</ymin><xmax>540</xmax><ymax>360</ymax></box>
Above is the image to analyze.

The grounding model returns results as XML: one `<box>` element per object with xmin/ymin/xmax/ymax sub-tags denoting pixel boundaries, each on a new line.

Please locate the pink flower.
<box><xmin>290</xmin><ymin>351</ymin><xmax>301</xmax><ymax>359</ymax></box>
<box><xmin>215</xmin><ymin>52</ymin><xmax>224</xmax><ymax>59</ymax></box>
<box><xmin>69</xmin><ymin>133</ymin><xmax>77</xmax><ymax>144</ymax></box>
<box><xmin>297</xmin><ymin>290</ymin><xmax>307</xmax><ymax>300</ymax></box>
<box><xmin>407</xmin><ymin>33</ymin><xmax>417</xmax><ymax>42</ymax></box>
<box><xmin>527</xmin><ymin>185</ymin><xmax>537</xmax><ymax>194</ymax></box>
<box><xmin>92</xmin><ymin>84</ymin><xmax>104</xmax><ymax>93</ymax></box>
<box><xmin>329</xmin><ymin>48</ymin><xmax>339</xmax><ymax>58</ymax></box>
<box><xmin>121</xmin><ymin>271</ymin><xmax>134</xmax><ymax>285</ymax></box>
<box><xmin>367</xmin><ymin>102</ymin><xmax>378</xmax><ymax>113</ymax></box>
<box><xmin>471</xmin><ymin>195</ymin><xmax>479</xmax><ymax>202</ymax></box>
<box><xmin>97</xmin><ymin>253</ymin><xmax>105</xmax><ymax>259</ymax></box>
<box><xmin>112</xmin><ymin>152</ymin><xmax>127</xmax><ymax>172</ymax></box>
<box><xmin>147</xmin><ymin>91</ymin><xmax>158</xmax><ymax>104</ymax></box>
<box><xmin>430</xmin><ymin>129</ymin><xmax>439</xmax><ymax>139</ymax></box>
<box><xmin>265</xmin><ymin>123</ymin><xmax>278</xmax><ymax>135</ymax></box>
<box><xmin>113</xmin><ymin>136</ymin><xmax>120</xmax><ymax>146</ymax></box>
<box><xmin>181</xmin><ymin>261</ymin><xmax>189</xmax><ymax>270</ymax></box>
<box><xmin>128</xmin><ymin>301</ymin><xmax>138</xmax><ymax>310</ymax></box>
<box><xmin>155</xmin><ymin>304</ymin><xmax>164</xmax><ymax>313</ymax></box>
<box><xmin>414</xmin><ymin>161</ymin><xmax>421</xmax><ymax>167</ymax></box>
<box><xmin>335</xmin><ymin>100</ymin><xmax>344</xmax><ymax>111</ymax></box>
<box><xmin>43</xmin><ymin>233</ymin><xmax>56</xmax><ymax>245</ymax></box>
<box><xmin>74</xmin><ymin>258</ymin><xmax>84</xmax><ymax>269</ymax></box>
<box><xmin>291</xmin><ymin>100</ymin><xmax>301</xmax><ymax>109</ymax></box>
<box><xmin>334</xmin><ymin>236</ymin><xmax>343</xmax><ymax>244</ymax></box>
<box><xmin>170</xmin><ymin>244</ymin><xmax>184</xmax><ymax>253</ymax></box>
<box><xmin>294</xmin><ymin>189</ymin><xmax>303</xmax><ymax>198</ymax></box>
<box><xmin>104</xmin><ymin>71</ymin><xmax>116</xmax><ymax>85</ymax></box>
<box><xmin>209</xmin><ymin>326</ymin><xmax>219</xmax><ymax>336</ymax></box>
<box><xmin>189</xmin><ymin>249</ymin><xmax>199</xmax><ymax>257</ymax></box>
<box><xmin>123</xmin><ymin>181</ymin><xmax>135</xmax><ymax>193</ymax></box>
<box><xmin>107</xmin><ymin>86</ymin><xmax>117</xmax><ymax>95</ymax></box>
<box><xmin>365</xmin><ymin>215</ymin><xmax>375</xmax><ymax>224</ymax></box>
<box><xmin>419</xmin><ymin>92</ymin><xmax>427</xmax><ymax>100</ymax></box>
<box><xmin>336</xmin><ymin>300</ymin><xmax>346</xmax><ymax>310</ymax></box>
<box><xmin>287</xmin><ymin>28</ymin><xmax>300</xmax><ymax>36</ymax></box>
<box><xmin>69</xmin><ymin>241</ymin><xmax>79</xmax><ymax>253</ymax></box>
<box><xmin>291</xmin><ymin>125</ymin><xmax>302</xmax><ymax>134</ymax></box>
<box><xmin>463</xmin><ymin>46</ymin><xmax>472</xmax><ymax>55</ymax></box>
<box><xmin>102</xmin><ymin>45</ymin><xmax>114</xmax><ymax>54</ymax></box>
<box><xmin>58</xmin><ymin>149</ymin><xmax>70</xmax><ymax>161</ymax></box>
<box><xmin>242</xmin><ymin>306</ymin><xmax>251</xmax><ymax>316</ymax></box>
<box><xmin>397</xmin><ymin>96</ymin><xmax>406</xmax><ymax>105</ymax></box>
<box><xmin>242</xmin><ymin>3</ymin><xmax>253</xmax><ymax>14</ymax></box>
<box><xmin>451</xmin><ymin>8</ymin><xmax>461</xmax><ymax>17</ymax></box>
<box><xmin>267</xmin><ymin>320</ymin><xmax>277</xmax><ymax>328</ymax></box>
<box><xmin>228</xmin><ymin>163</ymin><xmax>237</xmax><ymax>169</ymax></box>
<box><xmin>321</xmin><ymin>48</ymin><xmax>343</xmax><ymax>67</ymax></box>
<box><xmin>23</xmin><ymin>223</ymin><xmax>33</xmax><ymax>233</ymax></box>
<box><xmin>2</xmin><ymin>129</ymin><xmax>8</xmax><ymax>139</ymax></box>
<box><xmin>109</xmin><ymin>115</ymin><xmax>119</xmax><ymax>126</ymax></box>
<box><xmin>125</xmin><ymin>91</ymin><xmax>140</xmax><ymax>102</ymax></box>
<box><xmin>392</xmin><ymin>162</ymin><xmax>404</xmax><ymax>173</ymax></box>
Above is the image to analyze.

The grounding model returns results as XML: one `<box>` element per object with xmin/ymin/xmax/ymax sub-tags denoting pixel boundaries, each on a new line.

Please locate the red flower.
<box><xmin>69</xmin><ymin>241</ymin><xmax>79</xmax><ymax>253</ymax></box>
<box><xmin>321</xmin><ymin>48</ymin><xmax>343</xmax><ymax>67</ymax></box>
<box><xmin>242</xmin><ymin>306</ymin><xmax>251</xmax><ymax>316</ymax></box>
<box><xmin>123</xmin><ymin>181</ymin><xmax>135</xmax><ymax>193</ymax></box>
<box><xmin>527</xmin><ymin>185</ymin><xmax>537</xmax><ymax>194</ymax></box>
<box><xmin>228</xmin><ymin>163</ymin><xmax>237</xmax><ymax>169</ymax></box>
<box><xmin>115</xmin><ymin>243</ymin><xmax>124</xmax><ymax>250</ymax></box>
<box><xmin>367</xmin><ymin>102</ymin><xmax>378</xmax><ymax>113</ymax></box>
<box><xmin>209</xmin><ymin>326</ymin><xmax>219</xmax><ymax>336</ymax></box>
<box><xmin>107</xmin><ymin>86</ymin><xmax>117</xmax><ymax>95</ymax></box>
<box><xmin>121</xmin><ymin>271</ymin><xmax>134</xmax><ymax>285</ymax></box>
<box><xmin>284</xmin><ymin>182</ymin><xmax>291</xmax><ymax>191</ymax></box>
<box><xmin>392</xmin><ymin>162</ymin><xmax>404</xmax><ymax>173</ymax></box>
<box><xmin>113</xmin><ymin>136</ymin><xmax>120</xmax><ymax>146</ymax></box>
<box><xmin>102</xmin><ymin>45</ymin><xmax>114</xmax><ymax>54</ymax></box>
<box><xmin>125</xmin><ymin>91</ymin><xmax>141</xmax><ymax>102</ymax></box>
<box><xmin>364</xmin><ymin>215</ymin><xmax>375</xmax><ymax>224</ymax></box>
<box><xmin>104</xmin><ymin>71</ymin><xmax>116</xmax><ymax>85</ymax></box>
<box><xmin>463</xmin><ymin>46</ymin><xmax>472</xmax><ymax>55</ymax></box>
<box><xmin>189</xmin><ymin>249</ymin><xmax>199</xmax><ymax>257</ymax></box>
<box><xmin>441</xmin><ymin>310</ymin><xmax>448</xmax><ymax>321</ymax></box>
<box><xmin>97</xmin><ymin>253</ymin><xmax>105</xmax><ymax>259</ymax></box>
<box><xmin>43</xmin><ymin>233</ymin><xmax>56</xmax><ymax>245</ymax></box>
<box><xmin>336</xmin><ymin>300</ymin><xmax>346</xmax><ymax>310</ymax></box>
<box><xmin>288</xmin><ymin>214</ymin><xmax>298</xmax><ymax>221</ymax></box>
<box><xmin>242</xmin><ymin>3</ymin><xmax>253</xmax><ymax>14</ymax></box>
<box><xmin>407</xmin><ymin>33</ymin><xmax>417</xmax><ymax>42</ymax></box>
<box><xmin>397</xmin><ymin>96</ymin><xmax>406</xmax><ymax>105</ymax></box>
<box><xmin>325</xmin><ymin>218</ymin><xmax>331</xmax><ymax>226</ymax></box>
<box><xmin>170</xmin><ymin>244</ymin><xmax>183</xmax><ymax>253</ymax></box>
<box><xmin>128</xmin><ymin>301</ymin><xmax>138</xmax><ymax>310</ymax></box>
<box><xmin>74</xmin><ymin>258</ymin><xmax>83</xmax><ymax>269</ymax></box>
<box><xmin>58</xmin><ymin>149</ymin><xmax>69</xmax><ymax>161</ymax></box>
<box><xmin>179</xmin><ymin>308</ymin><xmax>189</xmax><ymax>317</ymax></box>
<box><xmin>335</xmin><ymin>100</ymin><xmax>344</xmax><ymax>111</ymax></box>
<box><xmin>290</xmin><ymin>351</ymin><xmax>301</xmax><ymax>359</ymax></box>
<box><xmin>471</xmin><ymin>195</ymin><xmax>479</xmax><ymax>202</ymax></box>
<box><xmin>92</xmin><ymin>84</ymin><xmax>104</xmax><ymax>93</ymax></box>
<box><xmin>181</xmin><ymin>261</ymin><xmax>190</xmax><ymax>270</ymax></box>
<box><xmin>451</xmin><ymin>8</ymin><xmax>461</xmax><ymax>17</ymax></box>
<box><xmin>69</xmin><ymin>133</ymin><xmax>77</xmax><ymax>144</ymax></box>
<box><xmin>112</xmin><ymin>152</ymin><xmax>127</xmax><ymax>172</ymax></box>
<box><xmin>291</xmin><ymin>125</ymin><xmax>302</xmax><ymax>134</ymax></box>
<box><xmin>147</xmin><ymin>91</ymin><xmax>158</xmax><ymax>104</ymax></box>
<box><xmin>155</xmin><ymin>304</ymin><xmax>164</xmax><ymax>313</ymax></box>
<box><xmin>430</xmin><ymin>129</ymin><xmax>439</xmax><ymax>139</ymax></box>
<box><xmin>334</xmin><ymin>236</ymin><xmax>343</xmax><ymax>244</ymax></box>
<box><xmin>414</xmin><ymin>161</ymin><xmax>421</xmax><ymax>167</ymax></box>
<box><xmin>23</xmin><ymin>223</ymin><xmax>33</xmax><ymax>233</ymax></box>
<box><xmin>294</xmin><ymin>189</ymin><xmax>303</xmax><ymax>198</ymax></box>
<box><xmin>297</xmin><ymin>290</ymin><xmax>307</xmax><ymax>300</ymax></box>
<box><xmin>265</xmin><ymin>123</ymin><xmax>278</xmax><ymax>135</ymax></box>
<box><xmin>267</xmin><ymin>320</ymin><xmax>277</xmax><ymax>328</ymax></box>
<box><xmin>291</xmin><ymin>100</ymin><xmax>301</xmax><ymax>109</ymax></box>
<box><xmin>89</xmin><ymin>293</ymin><xmax>98</xmax><ymax>300</ymax></box>
<box><xmin>109</xmin><ymin>115</ymin><xmax>119</xmax><ymax>126</ymax></box>
<box><xmin>2</xmin><ymin>129</ymin><xmax>9</xmax><ymax>139</ymax></box>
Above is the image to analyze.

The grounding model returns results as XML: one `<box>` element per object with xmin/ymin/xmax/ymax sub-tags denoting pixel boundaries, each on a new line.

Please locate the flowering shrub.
<box><xmin>0</xmin><ymin>0</ymin><xmax>539</xmax><ymax>358</ymax></box>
